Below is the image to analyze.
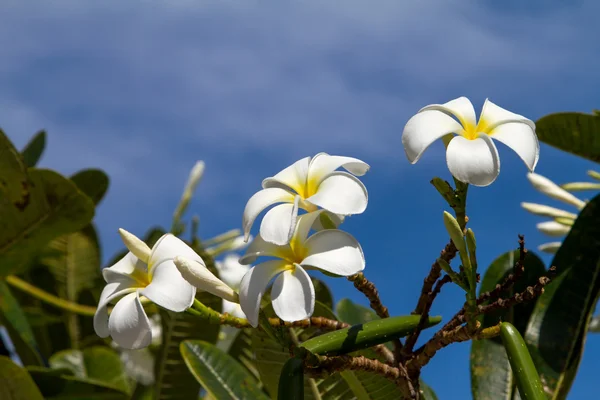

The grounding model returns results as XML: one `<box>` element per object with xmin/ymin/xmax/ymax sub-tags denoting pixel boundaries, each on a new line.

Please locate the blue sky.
<box><xmin>3</xmin><ymin>1</ymin><xmax>600</xmax><ymax>398</ymax></box>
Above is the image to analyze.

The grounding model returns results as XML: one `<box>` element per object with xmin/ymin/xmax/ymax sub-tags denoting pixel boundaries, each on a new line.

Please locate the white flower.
<box><xmin>402</xmin><ymin>97</ymin><xmax>539</xmax><ymax>186</ymax></box>
<box><xmin>239</xmin><ymin>210</ymin><xmax>365</xmax><ymax>327</ymax></box>
<box><xmin>243</xmin><ymin>153</ymin><xmax>369</xmax><ymax>245</ymax></box>
<box><xmin>215</xmin><ymin>254</ymin><xmax>250</xmax><ymax>319</ymax></box>
<box><xmin>94</xmin><ymin>230</ymin><xmax>198</xmax><ymax>349</ymax></box>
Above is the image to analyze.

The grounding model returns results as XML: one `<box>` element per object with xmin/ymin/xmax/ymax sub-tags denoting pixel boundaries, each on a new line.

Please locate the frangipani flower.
<box><xmin>243</xmin><ymin>153</ymin><xmax>369</xmax><ymax>245</ymax></box>
<box><xmin>522</xmin><ymin>172</ymin><xmax>589</xmax><ymax>254</ymax></box>
<box><xmin>239</xmin><ymin>210</ymin><xmax>365</xmax><ymax>327</ymax></box>
<box><xmin>402</xmin><ymin>97</ymin><xmax>539</xmax><ymax>186</ymax></box>
<box><xmin>94</xmin><ymin>230</ymin><xmax>198</xmax><ymax>349</ymax></box>
<box><xmin>215</xmin><ymin>254</ymin><xmax>250</xmax><ymax>319</ymax></box>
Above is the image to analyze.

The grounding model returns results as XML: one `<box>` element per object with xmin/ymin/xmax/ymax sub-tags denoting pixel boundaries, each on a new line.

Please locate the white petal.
<box><xmin>307</xmin><ymin>153</ymin><xmax>370</xmax><ymax>188</ymax></box>
<box><xmin>172</xmin><ymin>256</ymin><xmax>237</xmax><ymax>303</ymax></box>
<box><xmin>306</xmin><ymin>172</ymin><xmax>368</xmax><ymax>215</ymax></box>
<box><xmin>261</xmin><ymin>156</ymin><xmax>311</xmax><ymax>196</ymax></box>
<box><xmin>521</xmin><ymin>202</ymin><xmax>577</xmax><ymax>219</ymax></box>
<box><xmin>527</xmin><ymin>173</ymin><xmax>587</xmax><ymax>209</ymax></box>
<box><xmin>222</xmin><ymin>300</ymin><xmax>246</xmax><ymax>319</ymax></box>
<box><xmin>479</xmin><ymin>99</ymin><xmax>535</xmax><ymax>131</ymax></box>
<box><xmin>242</xmin><ymin>188</ymin><xmax>295</xmax><ymax>241</ymax></box>
<box><xmin>102</xmin><ymin>252</ymin><xmax>147</xmax><ymax>286</ymax></box>
<box><xmin>94</xmin><ymin>283</ymin><xmax>137</xmax><ymax>338</ymax></box>
<box><xmin>420</xmin><ymin>97</ymin><xmax>477</xmax><ymax>129</ymax></box>
<box><xmin>271</xmin><ymin>267</ymin><xmax>315</xmax><ymax>322</ymax></box>
<box><xmin>108</xmin><ymin>292</ymin><xmax>152</xmax><ymax>350</ymax></box>
<box><xmin>239</xmin><ymin>235</ymin><xmax>293</xmax><ymax>265</ymax></box>
<box><xmin>238</xmin><ymin>260</ymin><xmax>288</xmax><ymax>327</ymax></box>
<box><xmin>402</xmin><ymin>110</ymin><xmax>463</xmax><ymax>163</ymax></box>
<box><xmin>118</xmin><ymin>229</ymin><xmax>151</xmax><ymax>263</ymax></box>
<box><xmin>259</xmin><ymin>197</ymin><xmax>299</xmax><ymax>245</ymax></box>
<box><xmin>301</xmin><ymin>230</ymin><xmax>365</xmax><ymax>276</ymax></box>
<box><xmin>217</xmin><ymin>254</ymin><xmax>249</xmax><ymax>290</ymax></box>
<box><xmin>446</xmin><ymin>135</ymin><xmax>500</xmax><ymax>187</ymax></box>
<box><xmin>489</xmin><ymin>122</ymin><xmax>539</xmax><ymax>172</ymax></box>
<box><xmin>149</xmin><ymin>234</ymin><xmax>202</xmax><ymax>274</ymax></box>
<box><xmin>537</xmin><ymin>221</ymin><xmax>571</xmax><ymax>237</ymax></box>
<box><xmin>538</xmin><ymin>242</ymin><xmax>562</xmax><ymax>254</ymax></box>
<box><xmin>140</xmin><ymin>260</ymin><xmax>197</xmax><ymax>311</ymax></box>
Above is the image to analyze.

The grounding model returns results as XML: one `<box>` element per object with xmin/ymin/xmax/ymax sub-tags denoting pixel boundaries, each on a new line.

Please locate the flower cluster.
<box><xmin>94</xmin><ymin>97</ymin><xmax>540</xmax><ymax>349</ymax></box>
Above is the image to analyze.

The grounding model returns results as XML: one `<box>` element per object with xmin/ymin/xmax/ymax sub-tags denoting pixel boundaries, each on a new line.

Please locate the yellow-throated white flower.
<box><xmin>243</xmin><ymin>153</ymin><xmax>369</xmax><ymax>245</ymax></box>
<box><xmin>215</xmin><ymin>254</ymin><xmax>250</xmax><ymax>319</ymax></box>
<box><xmin>94</xmin><ymin>230</ymin><xmax>198</xmax><ymax>349</ymax></box>
<box><xmin>239</xmin><ymin>210</ymin><xmax>365</xmax><ymax>327</ymax></box>
<box><xmin>402</xmin><ymin>97</ymin><xmax>539</xmax><ymax>186</ymax></box>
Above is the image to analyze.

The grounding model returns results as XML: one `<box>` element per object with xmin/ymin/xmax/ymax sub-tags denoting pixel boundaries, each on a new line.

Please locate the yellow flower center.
<box><xmin>129</xmin><ymin>267</ymin><xmax>151</xmax><ymax>287</ymax></box>
<box><xmin>462</xmin><ymin>118</ymin><xmax>491</xmax><ymax>140</ymax></box>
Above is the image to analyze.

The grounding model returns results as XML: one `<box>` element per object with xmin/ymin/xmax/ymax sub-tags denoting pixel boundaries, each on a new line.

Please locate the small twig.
<box><xmin>348</xmin><ymin>272</ymin><xmax>390</xmax><ymax>318</ymax></box>
<box><xmin>478</xmin><ymin>275</ymin><xmax>552</xmax><ymax>315</ymax></box>
<box><xmin>403</xmin><ymin>275</ymin><xmax>452</xmax><ymax>355</ymax></box>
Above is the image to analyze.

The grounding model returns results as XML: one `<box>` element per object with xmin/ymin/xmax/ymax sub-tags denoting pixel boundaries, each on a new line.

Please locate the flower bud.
<box><xmin>118</xmin><ymin>228</ymin><xmax>151</xmax><ymax>263</ymax></box>
<box><xmin>443</xmin><ymin>211</ymin><xmax>466</xmax><ymax>254</ymax></box>
<box><xmin>174</xmin><ymin>256</ymin><xmax>239</xmax><ymax>303</ymax></box>
<box><xmin>527</xmin><ymin>173</ymin><xmax>586</xmax><ymax>209</ymax></box>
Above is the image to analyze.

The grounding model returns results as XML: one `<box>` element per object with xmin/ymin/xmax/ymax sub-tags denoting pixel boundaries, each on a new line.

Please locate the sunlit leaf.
<box><xmin>0</xmin><ymin>356</ymin><xmax>44</xmax><ymax>400</ymax></box>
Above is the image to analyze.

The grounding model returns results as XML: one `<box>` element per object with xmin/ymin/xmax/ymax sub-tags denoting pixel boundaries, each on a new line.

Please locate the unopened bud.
<box><xmin>174</xmin><ymin>256</ymin><xmax>239</xmax><ymax>303</ymax></box>
<box><xmin>118</xmin><ymin>228</ymin><xmax>151</xmax><ymax>263</ymax></box>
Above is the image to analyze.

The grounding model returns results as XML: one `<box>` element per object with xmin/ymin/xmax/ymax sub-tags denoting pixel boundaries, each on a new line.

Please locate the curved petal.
<box><xmin>479</xmin><ymin>99</ymin><xmax>535</xmax><ymax>132</ymax></box>
<box><xmin>261</xmin><ymin>156</ymin><xmax>310</xmax><ymax>196</ymax></box>
<box><xmin>527</xmin><ymin>173</ymin><xmax>586</xmax><ymax>210</ymax></box>
<box><xmin>239</xmin><ymin>235</ymin><xmax>293</xmax><ymax>265</ymax></box>
<box><xmin>94</xmin><ymin>283</ymin><xmax>137</xmax><ymax>338</ymax></box>
<box><xmin>108</xmin><ymin>292</ymin><xmax>152</xmax><ymax>349</ymax></box>
<box><xmin>149</xmin><ymin>234</ymin><xmax>202</xmax><ymax>274</ymax></box>
<box><xmin>242</xmin><ymin>188</ymin><xmax>295</xmax><ymax>241</ymax></box>
<box><xmin>306</xmin><ymin>172</ymin><xmax>368</xmax><ymax>215</ymax></box>
<box><xmin>238</xmin><ymin>260</ymin><xmax>288</xmax><ymax>327</ymax></box>
<box><xmin>102</xmin><ymin>252</ymin><xmax>148</xmax><ymax>286</ymax></box>
<box><xmin>419</xmin><ymin>97</ymin><xmax>477</xmax><ymax>129</ymax></box>
<box><xmin>260</xmin><ymin>197</ymin><xmax>299</xmax><ymax>245</ymax></box>
<box><xmin>446</xmin><ymin>134</ymin><xmax>500</xmax><ymax>186</ymax></box>
<box><xmin>490</xmin><ymin>122</ymin><xmax>539</xmax><ymax>172</ymax></box>
<box><xmin>537</xmin><ymin>221</ymin><xmax>571</xmax><ymax>237</ymax></box>
<box><xmin>140</xmin><ymin>260</ymin><xmax>196</xmax><ymax>312</ymax></box>
<box><xmin>217</xmin><ymin>254</ymin><xmax>250</xmax><ymax>290</ymax></box>
<box><xmin>307</xmin><ymin>153</ymin><xmax>370</xmax><ymax>192</ymax></box>
<box><xmin>290</xmin><ymin>210</ymin><xmax>324</xmax><ymax>251</ymax></box>
<box><xmin>301</xmin><ymin>230</ymin><xmax>365</xmax><ymax>276</ymax></box>
<box><xmin>271</xmin><ymin>266</ymin><xmax>315</xmax><ymax>322</ymax></box>
<box><xmin>402</xmin><ymin>110</ymin><xmax>463</xmax><ymax>163</ymax></box>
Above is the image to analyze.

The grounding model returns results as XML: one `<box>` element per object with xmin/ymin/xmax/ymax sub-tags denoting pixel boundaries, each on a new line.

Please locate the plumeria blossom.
<box><xmin>402</xmin><ymin>97</ymin><xmax>539</xmax><ymax>186</ymax></box>
<box><xmin>243</xmin><ymin>153</ymin><xmax>369</xmax><ymax>245</ymax></box>
<box><xmin>239</xmin><ymin>210</ymin><xmax>365</xmax><ymax>327</ymax></box>
<box><xmin>522</xmin><ymin>172</ymin><xmax>590</xmax><ymax>254</ymax></box>
<box><xmin>215</xmin><ymin>254</ymin><xmax>250</xmax><ymax>319</ymax></box>
<box><xmin>94</xmin><ymin>230</ymin><xmax>198</xmax><ymax>349</ymax></box>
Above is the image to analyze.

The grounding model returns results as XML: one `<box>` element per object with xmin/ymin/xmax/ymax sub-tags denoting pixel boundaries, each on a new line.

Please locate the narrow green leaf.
<box><xmin>336</xmin><ymin>298</ymin><xmax>378</xmax><ymax>325</ymax></box>
<box><xmin>70</xmin><ymin>169</ymin><xmax>110</xmax><ymax>205</ymax></box>
<box><xmin>27</xmin><ymin>365</ymin><xmax>128</xmax><ymax>399</ymax></box>
<box><xmin>278</xmin><ymin>357</ymin><xmax>304</xmax><ymax>400</ymax></box>
<box><xmin>420</xmin><ymin>380</ymin><xmax>438</xmax><ymax>400</ymax></box>
<box><xmin>500</xmin><ymin>323</ymin><xmax>545</xmax><ymax>400</ymax></box>
<box><xmin>20</xmin><ymin>131</ymin><xmax>46</xmax><ymax>168</ymax></box>
<box><xmin>154</xmin><ymin>291</ymin><xmax>221</xmax><ymax>400</ymax></box>
<box><xmin>535</xmin><ymin>111</ymin><xmax>600</xmax><ymax>163</ymax></box>
<box><xmin>470</xmin><ymin>250</ymin><xmax>546</xmax><ymax>400</ymax></box>
<box><xmin>0</xmin><ymin>281</ymin><xmax>44</xmax><ymax>366</ymax></box>
<box><xmin>181</xmin><ymin>340</ymin><xmax>269</xmax><ymax>400</ymax></box>
<box><xmin>49</xmin><ymin>346</ymin><xmax>131</xmax><ymax>394</ymax></box>
<box><xmin>525</xmin><ymin>193</ymin><xmax>600</xmax><ymax>398</ymax></box>
<box><xmin>228</xmin><ymin>328</ymin><xmax>260</xmax><ymax>381</ymax></box>
<box><xmin>0</xmin><ymin>356</ymin><xmax>44</xmax><ymax>400</ymax></box>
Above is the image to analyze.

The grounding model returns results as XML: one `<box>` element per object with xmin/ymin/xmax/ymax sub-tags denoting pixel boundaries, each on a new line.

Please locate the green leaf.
<box><xmin>70</xmin><ymin>169</ymin><xmax>110</xmax><ymax>205</ymax></box>
<box><xmin>49</xmin><ymin>346</ymin><xmax>131</xmax><ymax>394</ymax></box>
<box><xmin>228</xmin><ymin>328</ymin><xmax>260</xmax><ymax>381</ymax></box>
<box><xmin>0</xmin><ymin>168</ymin><xmax>95</xmax><ymax>276</ymax></box>
<box><xmin>251</xmin><ymin>301</ymin><xmax>355</xmax><ymax>399</ymax></box>
<box><xmin>0</xmin><ymin>281</ymin><xmax>44</xmax><ymax>366</ymax></box>
<box><xmin>419</xmin><ymin>380</ymin><xmax>438</xmax><ymax>400</ymax></box>
<box><xmin>154</xmin><ymin>291</ymin><xmax>221</xmax><ymax>400</ymax></box>
<box><xmin>278</xmin><ymin>357</ymin><xmax>304</xmax><ymax>400</ymax></box>
<box><xmin>0</xmin><ymin>356</ymin><xmax>44</xmax><ymax>400</ymax></box>
<box><xmin>500</xmin><ymin>322</ymin><xmax>545</xmax><ymax>400</ymax></box>
<box><xmin>336</xmin><ymin>298</ymin><xmax>379</xmax><ymax>325</ymax></box>
<box><xmin>524</xmin><ymin>193</ymin><xmax>600</xmax><ymax>399</ymax></box>
<box><xmin>20</xmin><ymin>131</ymin><xmax>46</xmax><ymax>168</ymax></box>
<box><xmin>470</xmin><ymin>250</ymin><xmax>546</xmax><ymax>400</ymax></box>
<box><xmin>312</xmin><ymin>278</ymin><xmax>334</xmax><ymax>309</ymax></box>
<box><xmin>181</xmin><ymin>340</ymin><xmax>269</xmax><ymax>400</ymax></box>
<box><xmin>27</xmin><ymin>365</ymin><xmax>129</xmax><ymax>399</ymax></box>
<box><xmin>535</xmin><ymin>111</ymin><xmax>600</xmax><ymax>163</ymax></box>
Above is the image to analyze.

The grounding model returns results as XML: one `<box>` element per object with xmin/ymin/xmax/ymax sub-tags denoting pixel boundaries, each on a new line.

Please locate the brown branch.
<box><xmin>348</xmin><ymin>272</ymin><xmax>390</xmax><ymax>319</ymax></box>
<box><xmin>267</xmin><ymin>317</ymin><xmax>349</xmax><ymax>331</ymax></box>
